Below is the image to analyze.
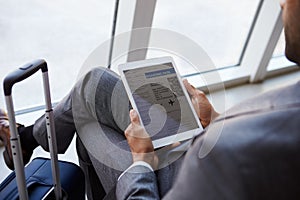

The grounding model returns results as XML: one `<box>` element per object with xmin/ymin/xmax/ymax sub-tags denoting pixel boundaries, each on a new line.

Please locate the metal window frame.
<box><xmin>109</xmin><ymin>0</ymin><xmax>157</xmax><ymax>67</ymax></box>
<box><xmin>13</xmin><ymin>0</ymin><xmax>300</xmax><ymax>115</ymax></box>
<box><xmin>246</xmin><ymin>0</ymin><xmax>283</xmax><ymax>82</ymax></box>
<box><xmin>113</xmin><ymin>0</ymin><xmax>299</xmax><ymax>90</ymax></box>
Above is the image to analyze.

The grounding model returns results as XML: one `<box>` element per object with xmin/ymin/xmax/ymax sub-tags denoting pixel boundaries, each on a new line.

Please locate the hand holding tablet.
<box><xmin>119</xmin><ymin>56</ymin><xmax>203</xmax><ymax>149</ymax></box>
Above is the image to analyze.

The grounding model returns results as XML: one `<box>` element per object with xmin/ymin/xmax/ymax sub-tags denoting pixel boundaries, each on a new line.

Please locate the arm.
<box><xmin>116</xmin><ymin>110</ymin><xmax>159</xmax><ymax>199</ymax></box>
<box><xmin>117</xmin><ymin>81</ymin><xmax>219</xmax><ymax>199</ymax></box>
<box><xmin>116</xmin><ymin>164</ymin><xmax>159</xmax><ymax>200</ymax></box>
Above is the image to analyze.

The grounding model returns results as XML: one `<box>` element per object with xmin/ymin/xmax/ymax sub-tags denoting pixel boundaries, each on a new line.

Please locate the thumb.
<box><xmin>130</xmin><ymin>109</ymin><xmax>140</xmax><ymax>125</ymax></box>
<box><xmin>183</xmin><ymin>79</ymin><xmax>195</xmax><ymax>96</ymax></box>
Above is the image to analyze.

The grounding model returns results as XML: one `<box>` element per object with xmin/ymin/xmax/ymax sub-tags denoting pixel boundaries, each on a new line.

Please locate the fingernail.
<box><xmin>130</xmin><ymin>110</ymin><xmax>136</xmax><ymax>118</ymax></box>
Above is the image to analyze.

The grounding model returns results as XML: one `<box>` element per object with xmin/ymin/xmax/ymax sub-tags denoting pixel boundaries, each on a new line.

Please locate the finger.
<box><xmin>124</xmin><ymin>123</ymin><xmax>132</xmax><ymax>135</ymax></box>
<box><xmin>192</xmin><ymin>97</ymin><xmax>199</xmax><ymax>108</ymax></box>
<box><xmin>183</xmin><ymin>79</ymin><xmax>195</xmax><ymax>96</ymax></box>
<box><xmin>130</xmin><ymin>109</ymin><xmax>140</xmax><ymax>125</ymax></box>
<box><xmin>194</xmin><ymin>90</ymin><xmax>207</xmax><ymax>102</ymax></box>
<box><xmin>191</xmin><ymin>98</ymin><xmax>200</xmax><ymax>116</ymax></box>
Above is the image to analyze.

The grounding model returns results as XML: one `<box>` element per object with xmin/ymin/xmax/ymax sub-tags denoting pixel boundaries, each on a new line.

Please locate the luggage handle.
<box><xmin>3</xmin><ymin>59</ymin><xmax>63</xmax><ymax>200</ymax></box>
<box><xmin>3</xmin><ymin>59</ymin><xmax>47</xmax><ymax>96</ymax></box>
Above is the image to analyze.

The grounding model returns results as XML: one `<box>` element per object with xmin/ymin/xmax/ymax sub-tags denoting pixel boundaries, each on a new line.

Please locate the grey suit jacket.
<box><xmin>116</xmin><ymin>81</ymin><xmax>300</xmax><ymax>200</ymax></box>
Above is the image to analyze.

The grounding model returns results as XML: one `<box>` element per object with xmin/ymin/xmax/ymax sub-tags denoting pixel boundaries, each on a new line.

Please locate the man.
<box><xmin>0</xmin><ymin>0</ymin><xmax>299</xmax><ymax>199</ymax></box>
<box><xmin>117</xmin><ymin>0</ymin><xmax>300</xmax><ymax>199</ymax></box>
<box><xmin>2</xmin><ymin>67</ymin><xmax>213</xmax><ymax>199</ymax></box>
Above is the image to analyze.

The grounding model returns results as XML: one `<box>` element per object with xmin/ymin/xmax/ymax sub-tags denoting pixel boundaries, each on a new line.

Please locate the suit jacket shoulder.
<box><xmin>164</xmin><ymin>81</ymin><xmax>300</xmax><ymax>200</ymax></box>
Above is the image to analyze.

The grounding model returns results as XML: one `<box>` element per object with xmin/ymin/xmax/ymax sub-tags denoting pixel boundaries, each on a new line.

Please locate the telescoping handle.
<box><xmin>3</xmin><ymin>59</ymin><xmax>62</xmax><ymax>200</ymax></box>
<box><xmin>3</xmin><ymin>59</ymin><xmax>48</xmax><ymax>96</ymax></box>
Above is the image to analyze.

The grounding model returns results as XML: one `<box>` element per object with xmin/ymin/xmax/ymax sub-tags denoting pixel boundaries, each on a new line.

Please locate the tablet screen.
<box><xmin>123</xmin><ymin>62</ymin><xmax>200</xmax><ymax>141</ymax></box>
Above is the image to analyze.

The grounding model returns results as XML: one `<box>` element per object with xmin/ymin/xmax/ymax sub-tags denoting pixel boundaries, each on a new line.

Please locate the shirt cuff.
<box><xmin>118</xmin><ymin>161</ymin><xmax>154</xmax><ymax>181</ymax></box>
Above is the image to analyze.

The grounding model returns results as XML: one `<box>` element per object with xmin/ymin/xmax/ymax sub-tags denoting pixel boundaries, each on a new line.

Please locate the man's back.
<box><xmin>164</xmin><ymin>81</ymin><xmax>300</xmax><ymax>199</ymax></box>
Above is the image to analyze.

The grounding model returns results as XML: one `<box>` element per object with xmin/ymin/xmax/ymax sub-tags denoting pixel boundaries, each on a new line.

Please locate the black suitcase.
<box><xmin>0</xmin><ymin>60</ymin><xmax>85</xmax><ymax>199</ymax></box>
<box><xmin>0</xmin><ymin>158</ymin><xmax>85</xmax><ymax>199</ymax></box>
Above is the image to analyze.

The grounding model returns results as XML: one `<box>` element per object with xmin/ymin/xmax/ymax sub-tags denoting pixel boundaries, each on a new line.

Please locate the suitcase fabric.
<box><xmin>0</xmin><ymin>158</ymin><xmax>85</xmax><ymax>200</ymax></box>
<box><xmin>0</xmin><ymin>60</ymin><xmax>85</xmax><ymax>199</ymax></box>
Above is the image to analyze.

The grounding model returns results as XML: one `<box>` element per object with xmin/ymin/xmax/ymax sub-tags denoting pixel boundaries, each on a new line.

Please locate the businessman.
<box><xmin>118</xmin><ymin>0</ymin><xmax>300</xmax><ymax>199</ymax></box>
<box><xmin>1</xmin><ymin>0</ymin><xmax>299</xmax><ymax>199</ymax></box>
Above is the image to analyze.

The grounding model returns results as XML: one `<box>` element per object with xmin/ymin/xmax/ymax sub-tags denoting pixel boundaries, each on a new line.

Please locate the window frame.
<box><xmin>11</xmin><ymin>0</ymin><xmax>300</xmax><ymax>114</ymax></box>
<box><xmin>116</xmin><ymin>0</ymin><xmax>299</xmax><ymax>91</ymax></box>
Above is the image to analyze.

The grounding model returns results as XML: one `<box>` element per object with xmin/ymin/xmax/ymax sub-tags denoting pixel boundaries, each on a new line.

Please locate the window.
<box><xmin>149</xmin><ymin>0</ymin><xmax>261</xmax><ymax>69</ymax></box>
<box><xmin>273</xmin><ymin>31</ymin><xmax>285</xmax><ymax>57</ymax></box>
<box><xmin>1</xmin><ymin>0</ymin><xmax>297</xmax><ymax>112</ymax></box>
<box><xmin>0</xmin><ymin>0</ymin><xmax>115</xmax><ymax>110</ymax></box>
<box><xmin>268</xmin><ymin>30</ymin><xmax>295</xmax><ymax>72</ymax></box>
<box><xmin>126</xmin><ymin>0</ymin><xmax>295</xmax><ymax>86</ymax></box>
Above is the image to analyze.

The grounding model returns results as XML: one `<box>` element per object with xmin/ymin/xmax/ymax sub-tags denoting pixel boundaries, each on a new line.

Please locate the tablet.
<box><xmin>119</xmin><ymin>56</ymin><xmax>203</xmax><ymax>149</ymax></box>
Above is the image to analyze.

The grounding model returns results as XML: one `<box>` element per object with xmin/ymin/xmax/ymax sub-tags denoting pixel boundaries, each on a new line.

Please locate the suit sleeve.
<box><xmin>163</xmin><ymin>124</ymin><xmax>246</xmax><ymax>200</ymax></box>
<box><xmin>116</xmin><ymin>165</ymin><xmax>160</xmax><ymax>200</ymax></box>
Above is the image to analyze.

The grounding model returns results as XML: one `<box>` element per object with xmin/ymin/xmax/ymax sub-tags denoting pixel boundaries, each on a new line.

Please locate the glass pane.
<box><xmin>149</xmin><ymin>0</ymin><xmax>261</xmax><ymax>72</ymax></box>
<box><xmin>273</xmin><ymin>31</ymin><xmax>285</xmax><ymax>57</ymax></box>
<box><xmin>0</xmin><ymin>0</ymin><xmax>115</xmax><ymax>110</ymax></box>
<box><xmin>268</xmin><ymin>30</ymin><xmax>294</xmax><ymax>71</ymax></box>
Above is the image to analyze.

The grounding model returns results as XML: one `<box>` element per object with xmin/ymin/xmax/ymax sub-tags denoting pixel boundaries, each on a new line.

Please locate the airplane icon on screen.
<box><xmin>168</xmin><ymin>99</ymin><xmax>175</xmax><ymax>106</ymax></box>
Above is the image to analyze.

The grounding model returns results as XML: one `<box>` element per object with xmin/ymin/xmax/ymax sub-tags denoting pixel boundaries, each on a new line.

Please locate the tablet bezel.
<box><xmin>118</xmin><ymin>56</ymin><xmax>203</xmax><ymax>148</ymax></box>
